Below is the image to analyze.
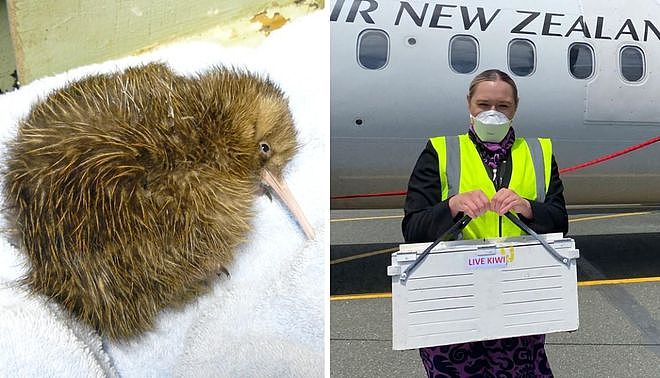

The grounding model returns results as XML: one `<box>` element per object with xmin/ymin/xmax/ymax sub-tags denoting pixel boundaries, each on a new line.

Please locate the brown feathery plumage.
<box><xmin>2</xmin><ymin>62</ymin><xmax>300</xmax><ymax>340</ymax></box>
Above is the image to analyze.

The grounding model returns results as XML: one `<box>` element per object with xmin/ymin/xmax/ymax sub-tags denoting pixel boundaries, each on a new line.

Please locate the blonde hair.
<box><xmin>468</xmin><ymin>69</ymin><xmax>519</xmax><ymax>106</ymax></box>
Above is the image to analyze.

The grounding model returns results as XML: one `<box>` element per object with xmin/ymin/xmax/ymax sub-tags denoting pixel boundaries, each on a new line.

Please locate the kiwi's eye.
<box><xmin>260</xmin><ymin>142</ymin><xmax>270</xmax><ymax>154</ymax></box>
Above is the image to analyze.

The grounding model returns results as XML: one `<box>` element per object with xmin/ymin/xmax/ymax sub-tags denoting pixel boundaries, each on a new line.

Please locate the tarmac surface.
<box><xmin>330</xmin><ymin>206</ymin><xmax>660</xmax><ymax>377</ymax></box>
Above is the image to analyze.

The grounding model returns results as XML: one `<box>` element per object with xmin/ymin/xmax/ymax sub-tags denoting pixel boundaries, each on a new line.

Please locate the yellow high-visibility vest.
<box><xmin>430</xmin><ymin>134</ymin><xmax>552</xmax><ymax>239</ymax></box>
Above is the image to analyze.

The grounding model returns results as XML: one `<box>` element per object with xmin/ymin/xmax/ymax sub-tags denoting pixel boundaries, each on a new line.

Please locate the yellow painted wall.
<box><xmin>1</xmin><ymin>0</ymin><xmax>18</xmax><ymax>93</ymax></box>
<box><xmin>6</xmin><ymin>0</ymin><xmax>322</xmax><ymax>84</ymax></box>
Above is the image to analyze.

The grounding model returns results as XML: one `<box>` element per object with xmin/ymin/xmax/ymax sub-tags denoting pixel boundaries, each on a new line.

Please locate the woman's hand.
<box><xmin>448</xmin><ymin>190</ymin><xmax>490</xmax><ymax>218</ymax></box>
<box><xmin>490</xmin><ymin>188</ymin><xmax>533</xmax><ymax>219</ymax></box>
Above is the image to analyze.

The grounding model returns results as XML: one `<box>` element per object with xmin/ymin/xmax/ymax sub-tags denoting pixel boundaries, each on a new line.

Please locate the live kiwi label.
<box><xmin>466</xmin><ymin>247</ymin><xmax>515</xmax><ymax>269</ymax></box>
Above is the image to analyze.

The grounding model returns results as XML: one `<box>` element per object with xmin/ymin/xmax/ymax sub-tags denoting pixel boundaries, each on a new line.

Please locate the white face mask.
<box><xmin>470</xmin><ymin>110</ymin><xmax>512</xmax><ymax>143</ymax></box>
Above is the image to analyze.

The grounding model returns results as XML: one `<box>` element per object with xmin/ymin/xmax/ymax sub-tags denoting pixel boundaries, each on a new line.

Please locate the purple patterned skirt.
<box><xmin>419</xmin><ymin>334</ymin><xmax>553</xmax><ymax>378</ymax></box>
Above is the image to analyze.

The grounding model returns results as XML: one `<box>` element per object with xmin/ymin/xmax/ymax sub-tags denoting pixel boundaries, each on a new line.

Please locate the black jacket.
<box><xmin>402</xmin><ymin>139</ymin><xmax>568</xmax><ymax>243</ymax></box>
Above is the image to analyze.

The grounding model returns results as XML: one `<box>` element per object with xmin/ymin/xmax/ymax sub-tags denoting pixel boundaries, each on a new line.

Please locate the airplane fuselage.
<box><xmin>331</xmin><ymin>0</ymin><xmax>660</xmax><ymax>208</ymax></box>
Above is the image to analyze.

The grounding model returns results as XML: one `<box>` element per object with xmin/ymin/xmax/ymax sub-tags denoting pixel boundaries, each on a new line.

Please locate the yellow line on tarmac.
<box><xmin>569</xmin><ymin>211</ymin><xmax>651</xmax><ymax>223</ymax></box>
<box><xmin>330</xmin><ymin>292</ymin><xmax>392</xmax><ymax>301</ymax></box>
<box><xmin>330</xmin><ymin>276</ymin><xmax>660</xmax><ymax>301</ymax></box>
<box><xmin>331</xmin><ymin>210</ymin><xmax>652</xmax><ymax>224</ymax></box>
<box><xmin>331</xmin><ymin>215</ymin><xmax>402</xmax><ymax>223</ymax></box>
<box><xmin>330</xmin><ymin>210</ymin><xmax>655</xmax><ymax>265</ymax></box>
<box><xmin>577</xmin><ymin>276</ymin><xmax>660</xmax><ymax>286</ymax></box>
<box><xmin>331</xmin><ymin>247</ymin><xmax>399</xmax><ymax>265</ymax></box>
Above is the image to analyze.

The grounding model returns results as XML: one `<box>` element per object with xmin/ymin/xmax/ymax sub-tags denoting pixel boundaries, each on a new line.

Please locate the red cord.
<box><xmin>331</xmin><ymin>136</ymin><xmax>660</xmax><ymax>200</ymax></box>
<box><xmin>558</xmin><ymin>136</ymin><xmax>660</xmax><ymax>174</ymax></box>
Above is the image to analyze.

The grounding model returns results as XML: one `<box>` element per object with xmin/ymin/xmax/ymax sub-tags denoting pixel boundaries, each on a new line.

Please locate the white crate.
<box><xmin>387</xmin><ymin>233</ymin><xmax>579</xmax><ymax>350</ymax></box>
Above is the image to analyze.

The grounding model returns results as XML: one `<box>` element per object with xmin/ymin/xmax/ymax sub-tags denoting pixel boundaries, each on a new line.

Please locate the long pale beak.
<box><xmin>261</xmin><ymin>169</ymin><xmax>315</xmax><ymax>240</ymax></box>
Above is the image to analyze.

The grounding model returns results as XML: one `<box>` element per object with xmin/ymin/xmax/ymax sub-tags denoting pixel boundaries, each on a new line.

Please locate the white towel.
<box><xmin>0</xmin><ymin>10</ymin><xmax>327</xmax><ymax>378</ymax></box>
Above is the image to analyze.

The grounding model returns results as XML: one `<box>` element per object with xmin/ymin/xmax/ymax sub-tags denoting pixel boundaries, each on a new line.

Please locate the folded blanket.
<box><xmin>0</xmin><ymin>239</ymin><xmax>117</xmax><ymax>377</ymax></box>
<box><xmin>0</xmin><ymin>10</ymin><xmax>326</xmax><ymax>377</ymax></box>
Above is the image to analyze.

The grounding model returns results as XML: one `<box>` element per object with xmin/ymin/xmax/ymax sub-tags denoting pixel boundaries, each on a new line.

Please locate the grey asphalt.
<box><xmin>330</xmin><ymin>207</ymin><xmax>660</xmax><ymax>377</ymax></box>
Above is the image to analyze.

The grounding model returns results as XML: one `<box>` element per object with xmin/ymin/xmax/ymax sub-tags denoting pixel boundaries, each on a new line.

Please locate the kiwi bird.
<box><xmin>2</xmin><ymin>62</ymin><xmax>315</xmax><ymax>340</ymax></box>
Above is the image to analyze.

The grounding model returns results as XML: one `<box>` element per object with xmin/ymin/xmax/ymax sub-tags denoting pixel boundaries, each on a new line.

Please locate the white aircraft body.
<box><xmin>330</xmin><ymin>0</ymin><xmax>660</xmax><ymax>208</ymax></box>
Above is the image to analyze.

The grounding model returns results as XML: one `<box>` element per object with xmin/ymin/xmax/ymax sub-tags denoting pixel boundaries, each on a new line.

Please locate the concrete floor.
<box><xmin>330</xmin><ymin>207</ymin><xmax>660</xmax><ymax>377</ymax></box>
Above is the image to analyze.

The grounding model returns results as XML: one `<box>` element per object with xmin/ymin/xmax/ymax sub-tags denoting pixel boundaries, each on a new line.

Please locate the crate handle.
<box><xmin>399</xmin><ymin>215</ymin><xmax>471</xmax><ymax>283</ymax></box>
<box><xmin>504</xmin><ymin>212</ymin><xmax>571</xmax><ymax>268</ymax></box>
<box><xmin>399</xmin><ymin>211</ymin><xmax>573</xmax><ymax>282</ymax></box>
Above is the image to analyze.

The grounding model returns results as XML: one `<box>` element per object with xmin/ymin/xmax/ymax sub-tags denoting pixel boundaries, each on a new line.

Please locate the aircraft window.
<box><xmin>620</xmin><ymin>46</ymin><xmax>645</xmax><ymax>82</ymax></box>
<box><xmin>357</xmin><ymin>29</ymin><xmax>389</xmax><ymax>70</ymax></box>
<box><xmin>568</xmin><ymin>43</ymin><xmax>594</xmax><ymax>80</ymax></box>
<box><xmin>508</xmin><ymin>39</ymin><xmax>536</xmax><ymax>77</ymax></box>
<box><xmin>449</xmin><ymin>35</ymin><xmax>478</xmax><ymax>74</ymax></box>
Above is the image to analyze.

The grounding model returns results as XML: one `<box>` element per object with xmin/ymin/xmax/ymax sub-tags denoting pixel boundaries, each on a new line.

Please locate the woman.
<box><xmin>402</xmin><ymin>69</ymin><xmax>568</xmax><ymax>377</ymax></box>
